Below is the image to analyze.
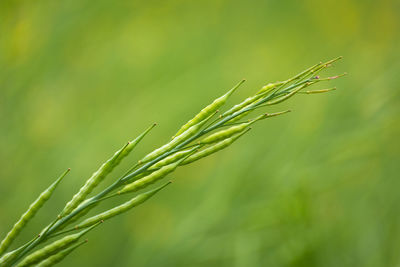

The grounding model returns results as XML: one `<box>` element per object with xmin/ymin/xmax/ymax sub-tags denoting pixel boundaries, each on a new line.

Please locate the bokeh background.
<box><xmin>1</xmin><ymin>0</ymin><xmax>399</xmax><ymax>266</ymax></box>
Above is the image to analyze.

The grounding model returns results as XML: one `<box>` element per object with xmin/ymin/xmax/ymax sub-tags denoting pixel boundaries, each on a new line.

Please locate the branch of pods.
<box><xmin>0</xmin><ymin>56</ymin><xmax>344</xmax><ymax>266</ymax></box>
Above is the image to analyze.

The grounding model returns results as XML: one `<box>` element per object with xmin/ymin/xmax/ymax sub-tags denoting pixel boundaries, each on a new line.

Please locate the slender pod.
<box><xmin>222</xmin><ymin>82</ymin><xmax>280</xmax><ymax>118</ymax></box>
<box><xmin>272</xmin><ymin>61</ymin><xmax>323</xmax><ymax>90</ymax></box>
<box><xmin>115</xmin><ymin>123</ymin><xmax>157</xmax><ymax>165</ymax></box>
<box><xmin>76</xmin><ymin>182</ymin><xmax>170</xmax><ymax>229</ymax></box>
<box><xmin>120</xmin><ymin>149</ymin><xmax>196</xmax><ymax>194</ymax></box>
<box><xmin>312</xmin><ymin>56</ymin><xmax>343</xmax><ymax>73</ymax></box>
<box><xmin>35</xmin><ymin>240</ymin><xmax>87</xmax><ymax>267</ymax></box>
<box><xmin>223</xmin><ymin>82</ymin><xmax>290</xmax><ymax>122</ymax></box>
<box><xmin>15</xmin><ymin>223</ymin><xmax>100</xmax><ymax>267</ymax></box>
<box><xmin>298</xmin><ymin>87</ymin><xmax>337</xmax><ymax>94</ymax></box>
<box><xmin>140</xmin><ymin>114</ymin><xmax>213</xmax><ymax>164</ymax></box>
<box><xmin>255</xmin><ymin>81</ymin><xmax>286</xmax><ymax>95</ymax></box>
<box><xmin>60</xmin><ymin>124</ymin><xmax>156</xmax><ymax>217</ymax></box>
<box><xmin>60</xmin><ymin>143</ymin><xmax>130</xmax><ymax>217</ymax></box>
<box><xmin>225</xmin><ymin>110</ymin><xmax>251</xmax><ymax>124</ymax></box>
<box><xmin>182</xmin><ymin>128</ymin><xmax>251</xmax><ymax>165</ymax></box>
<box><xmin>56</xmin><ymin>200</ymin><xmax>98</xmax><ymax>232</ymax></box>
<box><xmin>173</xmin><ymin>79</ymin><xmax>245</xmax><ymax>137</ymax></box>
<box><xmin>149</xmin><ymin>148</ymin><xmax>194</xmax><ymax>170</ymax></box>
<box><xmin>200</xmin><ymin>114</ymin><xmax>268</xmax><ymax>144</ymax></box>
<box><xmin>0</xmin><ymin>236</ymin><xmax>39</xmax><ymax>267</ymax></box>
<box><xmin>0</xmin><ymin>169</ymin><xmax>70</xmax><ymax>256</ymax></box>
<box><xmin>265</xmin><ymin>83</ymin><xmax>309</xmax><ymax>106</ymax></box>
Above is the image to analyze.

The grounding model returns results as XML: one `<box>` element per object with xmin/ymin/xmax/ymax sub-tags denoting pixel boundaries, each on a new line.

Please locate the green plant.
<box><xmin>0</xmin><ymin>57</ymin><xmax>344</xmax><ymax>266</ymax></box>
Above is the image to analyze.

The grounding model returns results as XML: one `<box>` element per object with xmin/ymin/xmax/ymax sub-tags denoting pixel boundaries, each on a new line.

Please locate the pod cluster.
<box><xmin>1</xmin><ymin>57</ymin><xmax>343</xmax><ymax>267</ymax></box>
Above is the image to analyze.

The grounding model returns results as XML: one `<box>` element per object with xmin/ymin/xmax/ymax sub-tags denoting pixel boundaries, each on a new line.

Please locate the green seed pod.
<box><xmin>0</xmin><ymin>169</ymin><xmax>70</xmax><ymax>256</ymax></box>
<box><xmin>35</xmin><ymin>240</ymin><xmax>87</xmax><ymax>267</ymax></box>
<box><xmin>182</xmin><ymin>128</ymin><xmax>251</xmax><ymax>165</ymax></box>
<box><xmin>201</xmin><ymin>114</ymin><xmax>268</xmax><ymax>144</ymax></box>
<box><xmin>274</xmin><ymin>61</ymin><xmax>323</xmax><ymax>90</ymax></box>
<box><xmin>76</xmin><ymin>182</ymin><xmax>170</xmax><ymax>229</ymax></box>
<box><xmin>226</xmin><ymin>110</ymin><xmax>251</xmax><ymax>124</ymax></box>
<box><xmin>256</xmin><ymin>81</ymin><xmax>286</xmax><ymax>95</ymax></box>
<box><xmin>222</xmin><ymin>94</ymin><xmax>261</xmax><ymax>118</ymax></box>
<box><xmin>141</xmin><ymin>115</ymin><xmax>212</xmax><ymax>164</ymax></box>
<box><xmin>201</xmin><ymin>124</ymin><xmax>248</xmax><ymax>145</ymax></box>
<box><xmin>118</xmin><ymin>161</ymin><xmax>178</xmax><ymax>195</ymax></box>
<box><xmin>60</xmin><ymin>124</ymin><xmax>155</xmax><ymax>217</ymax></box>
<box><xmin>173</xmin><ymin>79</ymin><xmax>245</xmax><ymax>137</ymax></box>
<box><xmin>298</xmin><ymin>87</ymin><xmax>336</xmax><ymax>94</ymax></box>
<box><xmin>311</xmin><ymin>56</ymin><xmax>342</xmax><ymax>74</ymax></box>
<box><xmin>121</xmin><ymin>149</ymin><xmax>196</xmax><ymax>194</ymax></box>
<box><xmin>60</xmin><ymin>143</ymin><xmax>130</xmax><ymax>217</ymax></box>
<box><xmin>265</xmin><ymin>83</ymin><xmax>308</xmax><ymax>106</ymax></box>
<box><xmin>149</xmin><ymin>149</ymin><xmax>193</xmax><ymax>170</ymax></box>
<box><xmin>0</xmin><ymin>236</ymin><xmax>39</xmax><ymax>266</ymax></box>
<box><xmin>16</xmin><ymin>223</ymin><xmax>99</xmax><ymax>267</ymax></box>
<box><xmin>56</xmin><ymin>201</ymin><xmax>97</xmax><ymax>232</ymax></box>
<box><xmin>114</xmin><ymin>123</ymin><xmax>157</xmax><ymax>166</ymax></box>
<box><xmin>0</xmin><ymin>248</ymin><xmax>21</xmax><ymax>266</ymax></box>
<box><xmin>223</xmin><ymin>81</ymin><xmax>287</xmax><ymax>121</ymax></box>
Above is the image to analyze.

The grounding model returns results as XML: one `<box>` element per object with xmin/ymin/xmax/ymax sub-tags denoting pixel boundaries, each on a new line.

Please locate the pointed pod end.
<box><xmin>329</xmin><ymin>72</ymin><xmax>347</xmax><ymax>80</ymax></box>
<box><xmin>53</xmin><ymin>168</ymin><xmax>71</xmax><ymax>188</ymax></box>
<box><xmin>146</xmin><ymin>181</ymin><xmax>172</xmax><ymax>197</ymax></box>
<box><xmin>79</xmin><ymin>220</ymin><xmax>103</xmax><ymax>236</ymax></box>
<box><xmin>227</xmin><ymin>79</ymin><xmax>246</xmax><ymax>96</ymax></box>
<box><xmin>265</xmin><ymin>110</ymin><xmax>291</xmax><ymax>118</ymax></box>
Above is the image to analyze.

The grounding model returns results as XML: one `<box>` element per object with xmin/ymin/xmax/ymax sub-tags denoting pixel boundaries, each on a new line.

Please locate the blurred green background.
<box><xmin>1</xmin><ymin>0</ymin><xmax>399</xmax><ymax>266</ymax></box>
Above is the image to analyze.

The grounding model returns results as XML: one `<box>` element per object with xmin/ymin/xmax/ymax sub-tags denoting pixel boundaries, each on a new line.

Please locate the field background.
<box><xmin>1</xmin><ymin>0</ymin><xmax>399</xmax><ymax>266</ymax></box>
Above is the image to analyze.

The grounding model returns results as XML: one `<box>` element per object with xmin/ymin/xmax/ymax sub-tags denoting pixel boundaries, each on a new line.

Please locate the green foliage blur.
<box><xmin>1</xmin><ymin>0</ymin><xmax>399</xmax><ymax>266</ymax></box>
